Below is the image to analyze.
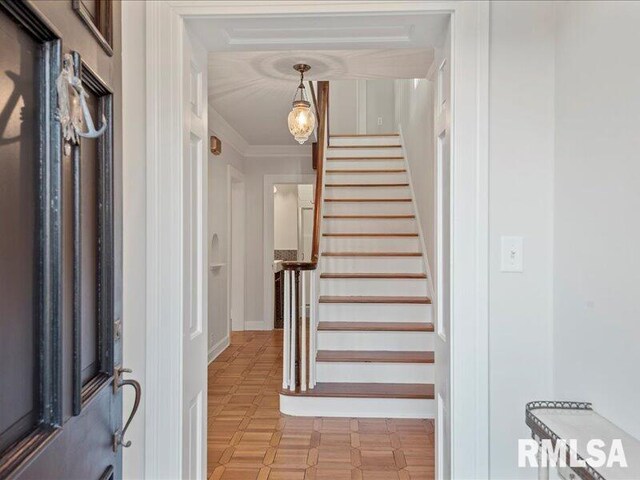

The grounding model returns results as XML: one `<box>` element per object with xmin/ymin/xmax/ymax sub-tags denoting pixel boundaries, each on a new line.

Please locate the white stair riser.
<box><xmin>324</xmin><ymin>186</ymin><xmax>411</xmax><ymax>199</ymax></box>
<box><xmin>323</xmin><ymin>236</ymin><xmax>421</xmax><ymax>251</ymax></box>
<box><xmin>325</xmin><ymin>172</ymin><xmax>408</xmax><ymax>184</ymax></box>
<box><xmin>326</xmin><ymin>159</ymin><xmax>405</xmax><ymax>170</ymax></box>
<box><xmin>324</xmin><ymin>201</ymin><xmax>413</xmax><ymax>216</ymax></box>
<box><xmin>319</xmin><ymin>303</ymin><xmax>432</xmax><ymax>323</ymax></box>
<box><xmin>317</xmin><ymin>362</ymin><xmax>434</xmax><ymax>384</ymax></box>
<box><xmin>321</xmin><ymin>256</ymin><xmax>423</xmax><ymax>273</ymax></box>
<box><xmin>280</xmin><ymin>395</ymin><xmax>435</xmax><ymax>419</ymax></box>
<box><xmin>323</xmin><ymin>218</ymin><xmax>417</xmax><ymax>234</ymax></box>
<box><xmin>320</xmin><ymin>278</ymin><xmax>428</xmax><ymax>296</ymax></box>
<box><xmin>317</xmin><ymin>331</ymin><xmax>434</xmax><ymax>351</ymax></box>
<box><xmin>327</xmin><ymin>147</ymin><xmax>403</xmax><ymax>158</ymax></box>
<box><xmin>329</xmin><ymin>136</ymin><xmax>401</xmax><ymax>147</ymax></box>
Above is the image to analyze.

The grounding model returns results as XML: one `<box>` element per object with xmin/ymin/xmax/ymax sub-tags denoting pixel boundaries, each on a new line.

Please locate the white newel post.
<box><xmin>282</xmin><ymin>269</ymin><xmax>290</xmax><ymax>390</ymax></box>
<box><xmin>309</xmin><ymin>272</ymin><xmax>316</xmax><ymax>388</ymax></box>
<box><xmin>301</xmin><ymin>272</ymin><xmax>307</xmax><ymax>391</ymax></box>
<box><xmin>289</xmin><ymin>271</ymin><xmax>297</xmax><ymax>390</ymax></box>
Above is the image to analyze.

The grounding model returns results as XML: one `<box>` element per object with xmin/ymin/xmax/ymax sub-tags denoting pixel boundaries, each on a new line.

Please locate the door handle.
<box><xmin>113</xmin><ymin>366</ymin><xmax>142</xmax><ymax>451</ymax></box>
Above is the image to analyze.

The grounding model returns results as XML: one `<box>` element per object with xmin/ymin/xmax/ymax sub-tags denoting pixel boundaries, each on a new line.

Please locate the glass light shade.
<box><xmin>288</xmin><ymin>100</ymin><xmax>316</xmax><ymax>144</ymax></box>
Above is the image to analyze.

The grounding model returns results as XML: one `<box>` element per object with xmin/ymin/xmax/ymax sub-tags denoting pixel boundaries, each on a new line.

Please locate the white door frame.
<box><xmin>263</xmin><ymin>174</ymin><xmax>315</xmax><ymax>331</ymax></box>
<box><xmin>227</xmin><ymin>165</ymin><xmax>245</xmax><ymax>334</ymax></box>
<box><xmin>143</xmin><ymin>2</ymin><xmax>489</xmax><ymax>478</ymax></box>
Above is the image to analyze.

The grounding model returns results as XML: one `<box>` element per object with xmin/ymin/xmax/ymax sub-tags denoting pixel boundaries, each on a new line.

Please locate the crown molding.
<box><xmin>244</xmin><ymin>144</ymin><xmax>312</xmax><ymax>158</ymax></box>
<box><xmin>208</xmin><ymin>104</ymin><xmax>249</xmax><ymax>155</ymax></box>
<box><xmin>208</xmin><ymin>103</ymin><xmax>313</xmax><ymax>158</ymax></box>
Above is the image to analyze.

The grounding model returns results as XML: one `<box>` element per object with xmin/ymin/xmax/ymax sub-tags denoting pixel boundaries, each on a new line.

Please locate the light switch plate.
<box><xmin>500</xmin><ymin>236</ymin><xmax>523</xmax><ymax>272</ymax></box>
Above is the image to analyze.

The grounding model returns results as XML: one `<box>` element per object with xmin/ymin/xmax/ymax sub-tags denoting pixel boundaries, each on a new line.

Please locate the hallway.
<box><xmin>208</xmin><ymin>331</ymin><xmax>435</xmax><ymax>479</ymax></box>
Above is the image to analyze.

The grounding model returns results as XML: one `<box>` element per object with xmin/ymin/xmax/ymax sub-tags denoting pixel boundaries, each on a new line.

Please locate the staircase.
<box><xmin>280</xmin><ymin>133</ymin><xmax>435</xmax><ymax>419</ymax></box>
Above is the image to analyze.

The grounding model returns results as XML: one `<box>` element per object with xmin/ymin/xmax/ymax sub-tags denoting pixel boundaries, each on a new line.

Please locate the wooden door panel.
<box><xmin>15</xmin><ymin>387</ymin><xmax>116</xmax><ymax>480</ymax></box>
<box><xmin>0</xmin><ymin>0</ymin><xmax>125</xmax><ymax>478</ymax></box>
<box><xmin>80</xmin><ymin>113</ymin><xmax>100</xmax><ymax>386</ymax></box>
<box><xmin>0</xmin><ymin>7</ymin><xmax>39</xmax><ymax>454</ymax></box>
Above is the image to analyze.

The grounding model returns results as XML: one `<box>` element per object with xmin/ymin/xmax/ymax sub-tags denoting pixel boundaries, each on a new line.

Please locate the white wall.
<box><xmin>330</xmin><ymin>79</ymin><xmax>395</xmax><ymax>134</ymax></box>
<box><xmin>366</xmin><ymin>79</ymin><xmax>395</xmax><ymax>133</ymax></box>
<box><xmin>553</xmin><ymin>1</ymin><xmax>640</xmax><ymax>439</ymax></box>
<box><xmin>207</xmin><ymin>128</ymin><xmax>245</xmax><ymax>352</ymax></box>
<box><xmin>329</xmin><ymin>80</ymin><xmax>358</xmax><ymax>134</ymax></box>
<box><xmin>395</xmin><ymin>78</ymin><xmax>435</xmax><ymax>275</ymax></box>
<box><xmin>121</xmin><ymin>1</ymin><xmax>146</xmax><ymax>478</ymax></box>
<box><xmin>488</xmin><ymin>3</ymin><xmax>556</xmax><ymax>478</ymax></box>
<box><xmin>273</xmin><ymin>185</ymin><xmax>299</xmax><ymax>250</ymax></box>
<box><xmin>244</xmin><ymin>156</ymin><xmax>314</xmax><ymax>330</ymax></box>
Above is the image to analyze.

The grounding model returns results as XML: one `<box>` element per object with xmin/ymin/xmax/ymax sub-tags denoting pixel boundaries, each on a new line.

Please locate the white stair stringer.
<box><xmin>281</xmin><ymin>133</ymin><xmax>434</xmax><ymax>419</ymax></box>
<box><xmin>280</xmin><ymin>395</ymin><xmax>435</xmax><ymax>419</ymax></box>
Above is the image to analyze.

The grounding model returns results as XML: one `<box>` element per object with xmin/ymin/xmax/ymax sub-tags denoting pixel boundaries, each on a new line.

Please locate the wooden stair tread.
<box><xmin>317</xmin><ymin>350</ymin><xmax>434</xmax><ymax>363</ymax></box>
<box><xmin>322</xmin><ymin>252</ymin><xmax>422</xmax><ymax>257</ymax></box>
<box><xmin>330</xmin><ymin>133</ymin><xmax>399</xmax><ymax>137</ymax></box>
<box><xmin>328</xmin><ymin>145</ymin><xmax>402</xmax><ymax>149</ymax></box>
<box><xmin>325</xmin><ymin>183</ymin><xmax>409</xmax><ymax>188</ymax></box>
<box><xmin>324</xmin><ymin>214</ymin><xmax>415</xmax><ymax>219</ymax></box>
<box><xmin>319</xmin><ymin>296</ymin><xmax>432</xmax><ymax>304</ymax></box>
<box><xmin>283</xmin><ymin>382</ymin><xmax>434</xmax><ymax>399</ymax></box>
<box><xmin>323</xmin><ymin>233</ymin><xmax>418</xmax><ymax>237</ymax></box>
<box><xmin>327</xmin><ymin>156</ymin><xmax>404</xmax><ymax>160</ymax></box>
<box><xmin>321</xmin><ymin>273</ymin><xmax>426</xmax><ymax>279</ymax></box>
<box><xmin>325</xmin><ymin>198</ymin><xmax>412</xmax><ymax>203</ymax></box>
<box><xmin>326</xmin><ymin>169</ymin><xmax>406</xmax><ymax>173</ymax></box>
<box><xmin>318</xmin><ymin>321</ymin><xmax>434</xmax><ymax>332</ymax></box>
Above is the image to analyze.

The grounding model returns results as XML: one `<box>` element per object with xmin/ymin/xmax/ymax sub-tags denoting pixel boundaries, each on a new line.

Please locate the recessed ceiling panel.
<box><xmin>188</xmin><ymin>13</ymin><xmax>448</xmax><ymax>52</ymax></box>
<box><xmin>224</xmin><ymin>24</ymin><xmax>415</xmax><ymax>47</ymax></box>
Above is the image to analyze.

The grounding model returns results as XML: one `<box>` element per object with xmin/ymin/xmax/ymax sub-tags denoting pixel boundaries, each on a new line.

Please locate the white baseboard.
<box><xmin>244</xmin><ymin>321</ymin><xmax>268</xmax><ymax>331</ymax></box>
<box><xmin>208</xmin><ymin>336</ymin><xmax>230</xmax><ymax>364</ymax></box>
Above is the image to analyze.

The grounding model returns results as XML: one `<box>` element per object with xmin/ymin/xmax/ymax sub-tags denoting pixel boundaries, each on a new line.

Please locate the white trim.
<box><xmin>448</xmin><ymin>3</ymin><xmax>490</xmax><ymax>478</ymax></box>
<box><xmin>226</xmin><ymin>165</ymin><xmax>245</xmax><ymax>335</ymax></box>
<box><xmin>144</xmin><ymin>2</ymin><xmax>183</xmax><ymax>478</ymax></box>
<box><xmin>207</xmin><ymin>336</ymin><xmax>230</xmax><ymax>364</ymax></box>
<box><xmin>142</xmin><ymin>3</ymin><xmax>489</xmax><ymax>479</ymax></box>
<box><xmin>473</xmin><ymin>3</ymin><xmax>490</xmax><ymax>477</ymax></box>
<box><xmin>263</xmin><ymin>174</ymin><xmax>315</xmax><ymax>331</ymax></box>
<box><xmin>397</xmin><ymin>125</ymin><xmax>436</xmax><ymax>297</ymax></box>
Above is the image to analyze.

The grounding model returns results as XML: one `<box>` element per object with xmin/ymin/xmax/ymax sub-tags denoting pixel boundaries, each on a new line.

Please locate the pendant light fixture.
<box><xmin>287</xmin><ymin>64</ymin><xmax>316</xmax><ymax>144</ymax></box>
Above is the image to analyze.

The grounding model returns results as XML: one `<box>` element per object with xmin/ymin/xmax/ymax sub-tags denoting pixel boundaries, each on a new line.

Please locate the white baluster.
<box><xmin>282</xmin><ymin>270</ymin><xmax>290</xmax><ymax>390</ymax></box>
<box><xmin>309</xmin><ymin>272</ymin><xmax>316</xmax><ymax>388</ymax></box>
<box><xmin>289</xmin><ymin>271</ymin><xmax>297</xmax><ymax>390</ymax></box>
<box><xmin>301</xmin><ymin>271</ymin><xmax>307</xmax><ymax>391</ymax></box>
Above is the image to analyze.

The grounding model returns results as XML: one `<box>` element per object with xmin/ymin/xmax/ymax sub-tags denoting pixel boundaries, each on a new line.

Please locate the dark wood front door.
<box><xmin>0</xmin><ymin>1</ymin><xmax>128</xmax><ymax>478</ymax></box>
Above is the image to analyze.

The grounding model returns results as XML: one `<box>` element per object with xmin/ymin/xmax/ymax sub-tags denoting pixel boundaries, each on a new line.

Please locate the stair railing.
<box><xmin>274</xmin><ymin>81</ymin><xmax>329</xmax><ymax>393</ymax></box>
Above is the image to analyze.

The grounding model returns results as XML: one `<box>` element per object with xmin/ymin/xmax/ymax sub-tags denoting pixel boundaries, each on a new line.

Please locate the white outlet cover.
<box><xmin>500</xmin><ymin>236</ymin><xmax>523</xmax><ymax>272</ymax></box>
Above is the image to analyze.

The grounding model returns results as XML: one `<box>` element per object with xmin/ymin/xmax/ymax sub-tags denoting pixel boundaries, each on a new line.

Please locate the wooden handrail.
<box><xmin>281</xmin><ymin>81</ymin><xmax>329</xmax><ymax>272</ymax></box>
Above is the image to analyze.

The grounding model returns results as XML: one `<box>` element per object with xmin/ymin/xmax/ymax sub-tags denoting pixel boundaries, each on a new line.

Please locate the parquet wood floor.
<box><xmin>208</xmin><ymin>331</ymin><xmax>435</xmax><ymax>480</ymax></box>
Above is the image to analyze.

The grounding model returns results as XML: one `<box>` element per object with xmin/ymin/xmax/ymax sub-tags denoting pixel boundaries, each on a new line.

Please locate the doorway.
<box><xmin>272</xmin><ymin>183</ymin><xmax>313</xmax><ymax>329</ymax></box>
<box><xmin>138</xmin><ymin>3</ymin><xmax>490</xmax><ymax>479</ymax></box>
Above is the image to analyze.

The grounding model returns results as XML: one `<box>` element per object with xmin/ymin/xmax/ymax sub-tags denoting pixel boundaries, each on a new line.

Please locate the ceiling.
<box><xmin>187</xmin><ymin>13</ymin><xmax>449</xmax><ymax>148</ymax></box>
